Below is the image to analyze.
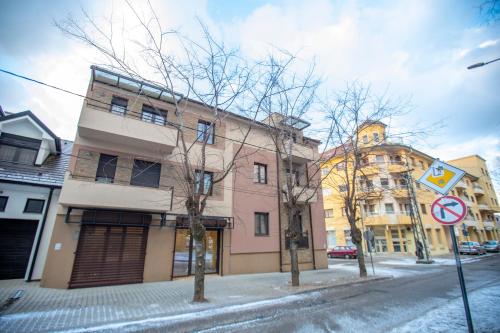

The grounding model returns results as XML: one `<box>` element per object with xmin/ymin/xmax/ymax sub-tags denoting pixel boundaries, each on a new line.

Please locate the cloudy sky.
<box><xmin>0</xmin><ymin>0</ymin><xmax>499</xmax><ymax>183</ymax></box>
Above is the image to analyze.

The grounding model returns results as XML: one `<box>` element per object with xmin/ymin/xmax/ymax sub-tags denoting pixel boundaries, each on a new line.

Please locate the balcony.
<box><xmin>462</xmin><ymin>218</ymin><xmax>478</xmax><ymax>228</ymax></box>
<box><xmin>281</xmin><ymin>140</ymin><xmax>316</xmax><ymax>163</ymax></box>
<box><xmin>396</xmin><ymin>214</ymin><xmax>412</xmax><ymax>225</ymax></box>
<box><xmin>477</xmin><ymin>203</ymin><xmax>491</xmax><ymax>211</ymax></box>
<box><xmin>285</xmin><ymin>231</ymin><xmax>309</xmax><ymax>250</ymax></box>
<box><xmin>59</xmin><ymin>175</ymin><xmax>173</xmax><ymax>213</ymax></box>
<box><xmin>387</xmin><ymin>161</ymin><xmax>406</xmax><ymax>173</ymax></box>
<box><xmin>455</xmin><ymin>180</ymin><xmax>467</xmax><ymax>189</ymax></box>
<box><xmin>78</xmin><ymin>106</ymin><xmax>178</xmax><ymax>155</ymax></box>
<box><xmin>391</xmin><ymin>186</ymin><xmax>409</xmax><ymax>198</ymax></box>
<box><xmin>483</xmin><ymin>221</ymin><xmax>495</xmax><ymax>230</ymax></box>
<box><xmin>460</xmin><ymin>197</ymin><xmax>473</xmax><ymax>206</ymax></box>
<box><xmin>283</xmin><ymin>185</ymin><xmax>317</xmax><ymax>203</ymax></box>
<box><xmin>359</xmin><ymin>163</ymin><xmax>380</xmax><ymax>176</ymax></box>
<box><xmin>472</xmin><ymin>184</ymin><xmax>485</xmax><ymax>196</ymax></box>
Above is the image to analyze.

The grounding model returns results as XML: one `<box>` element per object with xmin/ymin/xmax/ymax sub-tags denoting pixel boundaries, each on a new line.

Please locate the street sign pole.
<box><xmin>449</xmin><ymin>226</ymin><xmax>474</xmax><ymax>333</ymax></box>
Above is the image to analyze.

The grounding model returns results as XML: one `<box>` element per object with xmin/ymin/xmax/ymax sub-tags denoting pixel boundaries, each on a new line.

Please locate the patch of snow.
<box><xmin>389</xmin><ymin>283</ymin><xmax>500</xmax><ymax>333</ymax></box>
<box><xmin>329</xmin><ymin>263</ymin><xmax>435</xmax><ymax>278</ymax></box>
<box><xmin>378</xmin><ymin>256</ymin><xmax>483</xmax><ymax>266</ymax></box>
<box><xmin>56</xmin><ymin>291</ymin><xmax>322</xmax><ymax>333</ymax></box>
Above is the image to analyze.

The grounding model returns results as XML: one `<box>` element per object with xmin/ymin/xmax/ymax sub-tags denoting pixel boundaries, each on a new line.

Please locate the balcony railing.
<box><xmin>60</xmin><ymin>174</ymin><xmax>173</xmax><ymax>213</ymax></box>
<box><xmin>483</xmin><ymin>221</ymin><xmax>495</xmax><ymax>229</ymax></box>
<box><xmin>285</xmin><ymin>231</ymin><xmax>309</xmax><ymax>249</ymax></box>
<box><xmin>473</xmin><ymin>184</ymin><xmax>485</xmax><ymax>195</ymax></box>
<box><xmin>281</xmin><ymin>140</ymin><xmax>316</xmax><ymax>163</ymax></box>
<box><xmin>455</xmin><ymin>180</ymin><xmax>467</xmax><ymax>189</ymax></box>
<box><xmin>282</xmin><ymin>185</ymin><xmax>317</xmax><ymax>203</ymax></box>
<box><xmin>477</xmin><ymin>203</ymin><xmax>491</xmax><ymax>211</ymax></box>
<box><xmin>79</xmin><ymin>104</ymin><xmax>178</xmax><ymax>155</ymax></box>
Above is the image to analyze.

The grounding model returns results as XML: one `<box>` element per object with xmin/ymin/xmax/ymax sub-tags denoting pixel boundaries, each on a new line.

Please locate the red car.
<box><xmin>328</xmin><ymin>246</ymin><xmax>358</xmax><ymax>259</ymax></box>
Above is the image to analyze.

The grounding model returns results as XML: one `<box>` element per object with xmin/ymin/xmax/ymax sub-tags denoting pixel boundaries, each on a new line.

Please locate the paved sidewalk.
<box><xmin>0</xmin><ymin>267</ymin><xmax>383</xmax><ymax>333</ymax></box>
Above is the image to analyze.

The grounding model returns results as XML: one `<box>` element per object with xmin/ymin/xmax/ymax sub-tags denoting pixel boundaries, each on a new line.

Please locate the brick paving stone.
<box><xmin>0</xmin><ymin>265</ymin><xmax>372</xmax><ymax>333</ymax></box>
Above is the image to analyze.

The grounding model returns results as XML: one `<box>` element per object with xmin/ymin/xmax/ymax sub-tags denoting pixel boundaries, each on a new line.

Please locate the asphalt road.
<box><xmin>193</xmin><ymin>254</ymin><xmax>500</xmax><ymax>333</ymax></box>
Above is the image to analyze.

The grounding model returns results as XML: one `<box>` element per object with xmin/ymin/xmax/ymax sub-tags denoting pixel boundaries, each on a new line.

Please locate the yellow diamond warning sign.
<box><xmin>417</xmin><ymin>160</ymin><xmax>466</xmax><ymax>195</ymax></box>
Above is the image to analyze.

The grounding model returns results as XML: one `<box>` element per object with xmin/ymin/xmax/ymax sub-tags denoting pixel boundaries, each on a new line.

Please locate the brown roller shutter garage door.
<box><xmin>69</xmin><ymin>211</ymin><xmax>150</xmax><ymax>288</ymax></box>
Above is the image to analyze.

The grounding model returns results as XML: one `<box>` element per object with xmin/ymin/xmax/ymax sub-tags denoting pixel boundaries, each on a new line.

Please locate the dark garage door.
<box><xmin>69</xmin><ymin>224</ymin><xmax>149</xmax><ymax>288</ymax></box>
<box><xmin>0</xmin><ymin>219</ymin><xmax>39</xmax><ymax>280</ymax></box>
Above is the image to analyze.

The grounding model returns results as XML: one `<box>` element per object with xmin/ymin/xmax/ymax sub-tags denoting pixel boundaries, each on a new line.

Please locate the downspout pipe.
<box><xmin>27</xmin><ymin>186</ymin><xmax>55</xmax><ymax>281</ymax></box>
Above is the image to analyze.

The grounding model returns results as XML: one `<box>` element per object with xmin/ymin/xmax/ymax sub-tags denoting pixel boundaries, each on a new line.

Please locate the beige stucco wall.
<box><xmin>143</xmin><ymin>226</ymin><xmax>175</xmax><ymax>282</ymax></box>
<box><xmin>41</xmin><ymin>213</ymin><xmax>80</xmax><ymax>289</ymax></box>
<box><xmin>228</xmin><ymin>252</ymin><xmax>280</xmax><ymax>274</ymax></box>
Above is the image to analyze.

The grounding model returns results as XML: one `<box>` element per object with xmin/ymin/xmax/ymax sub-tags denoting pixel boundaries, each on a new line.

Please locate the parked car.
<box><xmin>481</xmin><ymin>240</ymin><xmax>500</xmax><ymax>253</ymax></box>
<box><xmin>328</xmin><ymin>246</ymin><xmax>358</xmax><ymax>259</ymax></box>
<box><xmin>458</xmin><ymin>241</ymin><xmax>486</xmax><ymax>255</ymax></box>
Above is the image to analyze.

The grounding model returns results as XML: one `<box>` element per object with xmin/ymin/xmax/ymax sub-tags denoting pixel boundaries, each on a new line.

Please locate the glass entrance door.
<box><xmin>173</xmin><ymin>229</ymin><xmax>220</xmax><ymax>277</ymax></box>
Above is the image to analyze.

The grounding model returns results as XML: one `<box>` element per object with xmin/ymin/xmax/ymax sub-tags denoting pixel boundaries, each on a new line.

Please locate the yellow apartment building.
<box><xmin>321</xmin><ymin>122</ymin><xmax>500</xmax><ymax>256</ymax></box>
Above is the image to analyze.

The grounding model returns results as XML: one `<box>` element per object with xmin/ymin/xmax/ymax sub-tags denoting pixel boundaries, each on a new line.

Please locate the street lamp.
<box><xmin>467</xmin><ymin>57</ymin><xmax>500</xmax><ymax>69</ymax></box>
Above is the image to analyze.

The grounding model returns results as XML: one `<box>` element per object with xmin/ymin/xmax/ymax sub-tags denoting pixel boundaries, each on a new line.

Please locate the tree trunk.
<box><xmin>189</xmin><ymin>206</ymin><xmax>207</xmax><ymax>303</ymax></box>
<box><xmin>290</xmin><ymin>240</ymin><xmax>300</xmax><ymax>286</ymax></box>
<box><xmin>192</xmin><ymin>235</ymin><xmax>206</xmax><ymax>302</ymax></box>
<box><xmin>350</xmin><ymin>220</ymin><xmax>367</xmax><ymax>278</ymax></box>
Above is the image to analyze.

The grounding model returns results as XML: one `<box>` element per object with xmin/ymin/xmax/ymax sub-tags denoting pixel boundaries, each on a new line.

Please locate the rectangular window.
<box><xmin>24</xmin><ymin>198</ymin><xmax>45</xmax><ymax>213</ymax></box>
<box><xmin>362</xmin><ymin>135</ymin><xmax>368</xmax><ymax>144</ymax></box>
<box><xmin>373</xmin><ymin>133</ymin><xmax>380</xmax><ymax>143</ymax></box>
<box><xmin>325</xmin><ymin>209</ymin><xmax>334</xmax><ymax>218</ymax></box>
<box><xmin>255</xmin><ymin>212</ymin><xmax>269</xmax><ymax>236</ymax></box>
<box><xmin>195</xmin><ymin>170</ymin><xmax>214</xmax><ymax>195</ymax></box>
<box><xmin>418</xmin><ymin>160</ymin><xmax>425</xmax><ymax>170</ymax></box>
<box><xmin>385</xmin><ymin>203</ymin><xmax>394</xmax><ymax>214</ymax></box>
<box><xmin>380</xmin><ymin>178</ymin><xmax>389</xmax><ymax>189</ymax></box>
<box><xmin>322</xmin><ymin>188</ymin><xmax>332</xmax><ymax>197</ymax></box>
<box><xmin>197</xmin><ymin>120</ymin><xmax>215</xmax><ymax>144</ymax></box>
<box><xmin>416</xmin><ymin>181</ymin><xmax>421</xmax><ymax>189</ymax></box>
<box><xmin>361</xmin><ymin>157</ymin><xmax>369</xmax><ymax>166</ymax></box>
<box><xmin>321</xmin><ymin>168</ymin><xmax>330</xmax><ymax>176</ymax></box>
<box><xmin>0</xmin><ymin>133</ymin><xmax>40</xmax><ymax>165</ymax></box>
<box><xmin>344</xmin><ymin>230</ymin><xmax>353</xmax><ymax>246</ymax></box>
<box><xmin>110</xmin><ymin>96</ymin><xmax>128</xmax><ymax>115</ymax></box>
<box><xmin>130</xmin><ymin>159</ymin><xmax>161</xmax><ymax>188</ymax></box>
<box><xmin>327</xmin><ymin>230</ymin><xmax>336</xmax><ymax>248</ymax></box>
<box><xmin>337</xmin><ymin>162</ymin><xmax>346</xmax><ymax>170</ymax></box>
<box><xmin>0</xmin><ymin>196</ymin><xmax>8</xmax><ymax>211</ymax></box>
<box><xmin>341</xmin><ymin>207</ymin><xmax>346</xmax><ymax>216</ymax></box>
<box><xmin>376</xmin><ymin>155</ymin><xmax>384</xmax><ymax>163</ymax></box>
<box><xmin>141</xmin><ymin>105</ymin><xmax>167</xmax><ymax>125</ymax></box>
<box><xmin>95</xmin><ymin>154</ymin><xmax>117</xmax><ymax>183</ymax></box>
<box><xmin>420</xmin><ymin>203</ymin><xmax>427</xmax><ymax>214</ymax></box>
<box><xmin>410</xmin><ymin>157</ymin><xmax>415</xmax><ymax>166</ymax></box>
<box><xmin>254</xmin><ymin>163</ymin><xmax>267</xmax><ymax>184</ymax></box>
<box><xmin>339</xmin><ymin>185</ymin><xmax>347</xmax><ymax>192</ymax></box>
<box><xmin>364</xmin><ymin>204</ymin><xmax>376</xmax><ymax>215</ymax></box>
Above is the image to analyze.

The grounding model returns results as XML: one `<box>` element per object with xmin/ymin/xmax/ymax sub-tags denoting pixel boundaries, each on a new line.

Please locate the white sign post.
<box><xmin>430</xmin><ymin>195</ymin><xmax>474</xmax><ymax>333</ymax></box>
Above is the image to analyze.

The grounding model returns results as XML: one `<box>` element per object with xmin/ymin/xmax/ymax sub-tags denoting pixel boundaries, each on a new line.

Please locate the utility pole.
<box><xmin>403</xmin><ymin>155</ymin><xmax>433</xmax><ymax>264</ymax></box>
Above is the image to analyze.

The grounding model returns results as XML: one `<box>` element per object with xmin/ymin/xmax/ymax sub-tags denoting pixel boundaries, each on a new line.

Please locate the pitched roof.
<box><xmin>0</xmin><ymin>140</ymin><xmax>73</xmax><ymax>187</ymax></box>
<box><xmin>0</xmin><ymin>111</ymin><xmax>61</xmax><ymax>152</ymax></box>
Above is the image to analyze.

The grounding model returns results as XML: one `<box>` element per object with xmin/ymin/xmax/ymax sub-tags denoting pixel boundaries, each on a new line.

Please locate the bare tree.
<box><xmin>56</xmin><ymin>2</ymin><xmax>281</xmax><ymax>302</ymax></box>
<box><xmin>258</xmin><ymin>54</ymin><xmax>334</xmax><ymax>286</ymax></box>
<box><xmin>322</xmin><ymin>82</ymin><xmax>409</xmax><ymax>277</ymax></box>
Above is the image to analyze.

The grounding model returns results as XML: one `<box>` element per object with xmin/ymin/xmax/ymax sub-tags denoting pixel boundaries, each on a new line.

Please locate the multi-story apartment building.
<box><xmin>0</xmin><ymin>109</ymin><xmax>72</xmax><ymax>281</ymax></box>
<box><xmin>448</xmin><ymin>155</ymin><xmax>500</xmax><ymax>241</ymax></box>
<box><xmin>41</xmin><ymin>66</ymin><xmax>327</xmax><ymax>289</ymax></box>
<box><xmin>322</xmin><ymin>121</ymin><xmax>499</xmax><ymax>256</ymax></box>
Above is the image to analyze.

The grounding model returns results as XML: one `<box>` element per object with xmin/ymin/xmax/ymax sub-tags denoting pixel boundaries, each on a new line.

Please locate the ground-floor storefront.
<box><xmin>41</xmin><ymin>207</ymin><xmax>327</xmax><ymax>289</ymax></box>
